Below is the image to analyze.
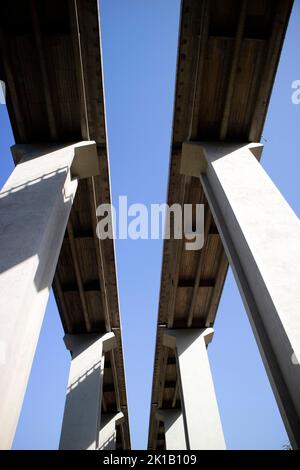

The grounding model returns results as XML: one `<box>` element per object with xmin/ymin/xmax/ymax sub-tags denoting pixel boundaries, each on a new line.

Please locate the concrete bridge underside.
<box><xmin>0</xmin><ymin>0</ymin><xmax>130</xmax><ymax>450</ymax></box>
<box><xmin>148</xmin><ymin>0</ymin><xmax>296</xmax><ymax>450</ymax></box>
<box><xmin>0</xmin><ymin>0</ymin><xmax>298</xmax><ymax>452</ymax></box>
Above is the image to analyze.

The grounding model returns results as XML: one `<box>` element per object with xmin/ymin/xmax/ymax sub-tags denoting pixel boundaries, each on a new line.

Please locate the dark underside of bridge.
<box><xmin>0</xmin><ymin>0</ymin><xmax>294</xmax><ymax>451</ymax></box>
<box><xmin>148</xmin><ymin>0</ymin><xmax>293</xmax><ymax>450</ymax></box>
<box><xmin>0</xmin><ymin>0</ymin><xmax>130</xmax><ymax>449</ymax></box>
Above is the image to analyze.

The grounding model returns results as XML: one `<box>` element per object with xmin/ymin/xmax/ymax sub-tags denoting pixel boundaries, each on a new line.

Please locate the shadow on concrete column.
<box><xmin>0</xmin><ymin>141</ymin><xmax>99</xmax><ymax>449</ymax></box>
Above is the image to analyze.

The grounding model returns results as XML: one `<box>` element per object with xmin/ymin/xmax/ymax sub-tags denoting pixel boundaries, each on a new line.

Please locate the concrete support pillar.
<box><xmin>163</xmin><ymin>328</ymin><xmax>226</xmax><ymax>450</ymax></box>
<box><xmin>157</xmin><ymin>410</ymin><xmax>187</xmax><ymax>450</ymax></box>
<box><xmin>59</xmin><ymin>332</ymin><xmax>116</xmax><ymax>450</ymax></box>
<box><xmin>98</xmin><ymin>412</ymin><xmax>124</xmax><ymax>450</ymax></box>
<box><xmin>181</xmin><ymin>141</ymin><xmax>300</xmax><ymax>448</ymax></box>
<box><xmin>0</xmin><ymin>141</ymin><xmax>98</xmax><ymax>450</ymax></box>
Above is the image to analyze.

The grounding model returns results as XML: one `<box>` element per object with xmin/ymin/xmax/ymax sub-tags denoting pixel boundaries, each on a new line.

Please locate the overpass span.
<box><xmin>0</xmin><ymin>0</ymin><xmax>129</xmax><ymax>450</ymax></box>
<box><xmin>148</xmin><ymin>0</ymin><xmax>297</xmax><ymax>450</ymax></box>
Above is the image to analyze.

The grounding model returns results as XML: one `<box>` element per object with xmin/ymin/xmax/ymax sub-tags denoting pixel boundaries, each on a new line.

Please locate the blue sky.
<box><xmin>0</xmin><ymin>0</ymin><xmax>299</xmax><ymax>450</ymax></box>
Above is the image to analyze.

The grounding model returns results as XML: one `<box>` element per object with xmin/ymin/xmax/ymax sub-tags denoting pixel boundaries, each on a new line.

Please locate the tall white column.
<box><xmin>181</xmin><ymin>141</ymin><xmax>300</xmax><ymax>448</ymax></box>
<box><xmin>59</xmin><ymin>332</ymin><xmax>116</xmax><ymax>450</ymax></box>
<box><xmin>98</xmin><ymin>412</ymin><xmax>124</xmax><ymax>450</ymax></box>
<box><xmin>0</xmin><ymin>141</ymin><xmax>98</xmax><ymax>450</ymax></box>
<box><xmin>163</xmin><ymin>328</ymin><xmax>226</xmax><ymax>450</ymax></box>
<box><xmin>156</xmin><ymin>410</ymin><xmax>187</xmax><ymax>450</ymax></box>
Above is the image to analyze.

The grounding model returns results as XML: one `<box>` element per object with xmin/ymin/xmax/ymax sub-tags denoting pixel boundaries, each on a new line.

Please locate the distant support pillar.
<box><xmin>156</xmin><ymin>410</ymin><xmax>187</xmax><ymax>450</ymax></box>
<box><xmin>59</xmin><ymin>332</ymin><xmax>116</xmax><ymax>450</ymax></box>
<box><xmin>163</xmin><ymin>328</ymin><xmax>226</xmax><ymax>450</ymax></box>
<box><xmin>0</xmin><ymin>141</ymin><xmax>99</xmax><ymax>450</ymax></box>
<box><xmin>181</xmin><ymin>141</ymin><xmax>300</xmax><ymax>448</ymax></box>
<box><xmin>98</xmin><ymin>412</ymin><xmax>124</xmax><ymax>450</ymax></box>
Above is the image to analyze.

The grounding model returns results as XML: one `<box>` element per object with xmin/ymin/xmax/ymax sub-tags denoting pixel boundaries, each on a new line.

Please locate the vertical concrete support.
<box><xmin>156</xmin><ymin>410</ymin><xmax>187</xmax><ymax>450</ymax></box>
<box><xmin>163</xmin><ymin>328</ymin><xmax>226</xmax><ymax>450</ymax></box>
<box><xmin>0</xmin><ymin>141</ymin><xmax>98</xmax><ymax>450</ymax></box>
<box><xmin>181</xmin><ymin>142</ymin><xmax>300</xmax><ymax>448</ymax></box>
<box><xmin>98</xmin><ymin>412</ymin><xmax>124</xmax><ymax>450</ymax></box>
<box><xmin>59</xmin><ymin>332</ymin><xmax>116</xmax><ymax>450</ymax></box>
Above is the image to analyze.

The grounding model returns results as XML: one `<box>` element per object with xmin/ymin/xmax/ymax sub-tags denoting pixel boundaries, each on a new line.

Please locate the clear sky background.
<box><xmin>0</xmin><ymin>0</ymin><xmax>299</xmax><ymax>450</ymax></box>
